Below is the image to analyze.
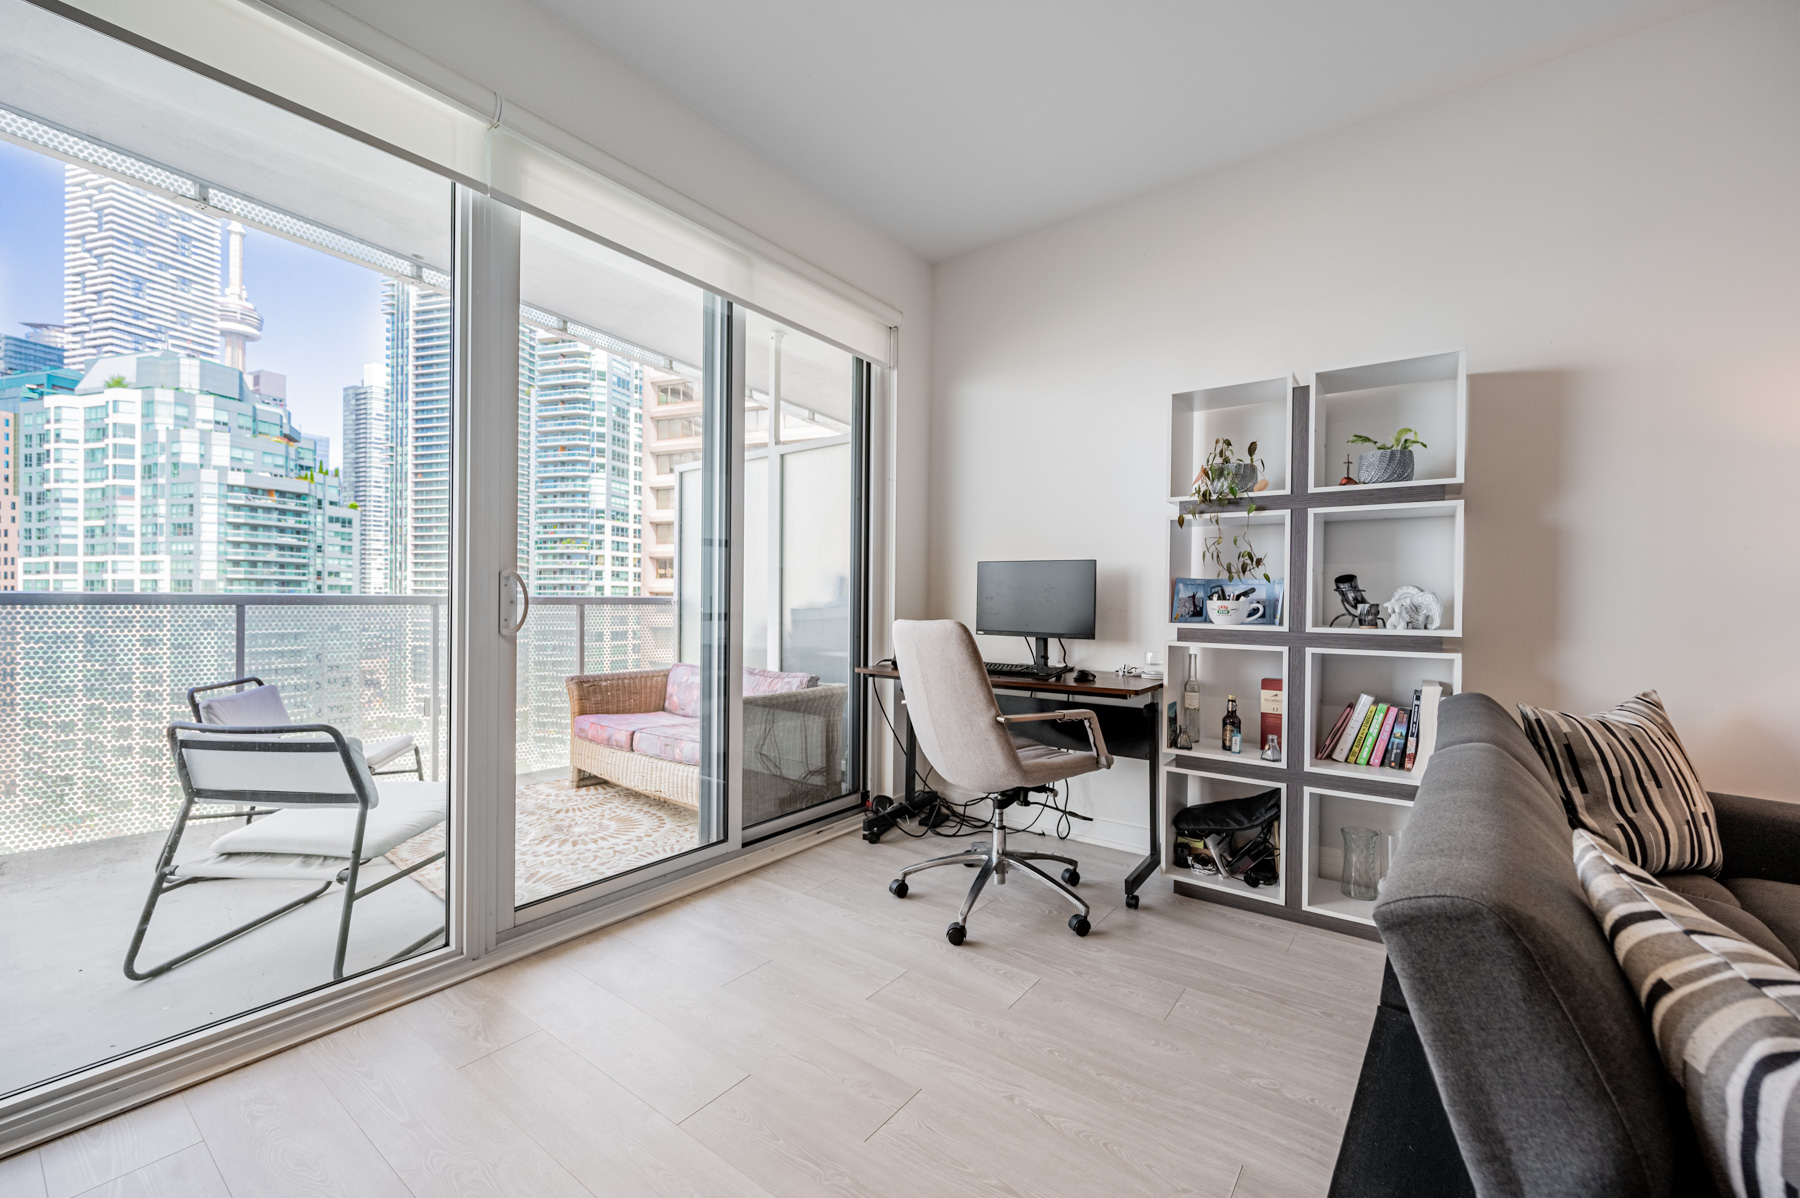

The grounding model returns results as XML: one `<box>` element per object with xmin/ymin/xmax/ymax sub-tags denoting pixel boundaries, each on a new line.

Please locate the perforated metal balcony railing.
<box><xmin>0</xmin><ymin>593</ymin><xmax>675</xmax><ymax>857</ymax></box>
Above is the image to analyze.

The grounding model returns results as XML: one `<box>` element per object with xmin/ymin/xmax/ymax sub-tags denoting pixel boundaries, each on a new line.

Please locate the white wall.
<box><xmin>930</xmin><ymin>0</ymin><xmax>1800</xmax><ymax>852</ymax></box>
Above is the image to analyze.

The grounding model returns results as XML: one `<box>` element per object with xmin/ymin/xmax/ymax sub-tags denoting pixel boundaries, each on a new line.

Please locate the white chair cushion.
<box><xmin>207</xmin><ymin>780</ymin><xmax>446</xmax><ymax>860</ymax></box>
<box><xmin>197</xmin><ymin>684</ymin><xmax>291</xmax><ymax>727</ymax></box>
<box><xmin>363</xmin><ymin>735</ymin><xmax>416</xmax><ymax>770</ymax></box>
<box><xmin>180</xmin><ymin>731</ymin><xmax>380</xmax><ymax>806</ymax></box>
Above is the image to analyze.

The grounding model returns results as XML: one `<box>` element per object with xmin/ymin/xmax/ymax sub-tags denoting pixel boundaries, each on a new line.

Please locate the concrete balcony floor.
<box><xmin>0</xmin><ymin>823</ymin><xmax>444</xmax><ymax>1098</ymax></box>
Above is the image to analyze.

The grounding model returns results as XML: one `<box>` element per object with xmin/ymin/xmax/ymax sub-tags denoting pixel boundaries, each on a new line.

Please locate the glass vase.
<box><xmin>1341</xmin><ymin>826</ymin><xmax>1382</xmax><ymax>901</ymax></box>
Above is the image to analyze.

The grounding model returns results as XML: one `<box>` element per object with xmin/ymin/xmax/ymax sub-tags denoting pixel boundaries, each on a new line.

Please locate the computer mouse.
<box><xmin>1073</xmin><ymin>669</ymin><xmax>1097</xmax><ymax>683</ymax></box>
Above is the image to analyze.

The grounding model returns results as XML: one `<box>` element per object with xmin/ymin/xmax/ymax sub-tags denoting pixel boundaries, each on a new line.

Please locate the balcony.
<box><xmin>0</xmin><ymin>591</ymin><xmax>677</xmax><ymax>1098</ymax></box>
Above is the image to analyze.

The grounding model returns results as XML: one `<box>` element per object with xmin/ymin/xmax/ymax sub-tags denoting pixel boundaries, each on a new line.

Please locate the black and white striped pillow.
<box><xmin>1574</xmin><ymin>830</ymin><xmax>1800</xmax><ymax>1198</ymax></box>
<box><xmin>1519</xmin><ymin>690</ymin><xmax>1720</xmax><ymax>875</ymax></box>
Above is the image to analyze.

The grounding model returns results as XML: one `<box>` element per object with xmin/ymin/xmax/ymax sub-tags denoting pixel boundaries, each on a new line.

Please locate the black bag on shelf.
<box><xmin>1173</xmin><ymin>788</ymin><xmax>1281</xmax><ymax>887</ymax></box>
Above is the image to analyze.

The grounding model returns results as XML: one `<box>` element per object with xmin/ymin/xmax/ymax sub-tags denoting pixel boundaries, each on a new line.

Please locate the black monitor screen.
<box><xmin>976</xmin><ymin>559</ymin><xmax>1097</xmax><ymax>640</ymax></box>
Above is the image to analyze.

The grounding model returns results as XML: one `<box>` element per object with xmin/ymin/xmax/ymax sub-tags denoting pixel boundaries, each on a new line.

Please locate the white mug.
<box><xmin>1205</xmin><ymin>598</ymin><xmax>1265</xmax><ymax>626</ymax></box>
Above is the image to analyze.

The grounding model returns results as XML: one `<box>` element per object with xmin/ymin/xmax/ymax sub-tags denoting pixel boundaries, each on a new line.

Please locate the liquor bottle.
<box><xmin>1180</xmin><ymin>675</ymin><xmax>1201</xmax><ymax>750</ymax></box>
<box><xmin>1222</xmin><ymin>695</ymin><xmax>1242</xmax><ymax>754</ymax></box>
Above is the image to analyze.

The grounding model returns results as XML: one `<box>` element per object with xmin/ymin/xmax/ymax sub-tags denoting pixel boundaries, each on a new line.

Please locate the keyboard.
<box><xmin>984</xmin><ymin>661</ymin><xmax>1066</xmax><ymax>679</ymax></box>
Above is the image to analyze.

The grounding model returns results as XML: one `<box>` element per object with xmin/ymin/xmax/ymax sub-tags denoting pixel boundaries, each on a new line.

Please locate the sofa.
<box><xmin>1330</xmin><ymin>692</ymin><xmax>1800</xmax><ymax>1198</ymax></box>
<box><xmin>566</xmin><ymin>662</ymin><xmax>848</xmax><ymax>825</ymax></box>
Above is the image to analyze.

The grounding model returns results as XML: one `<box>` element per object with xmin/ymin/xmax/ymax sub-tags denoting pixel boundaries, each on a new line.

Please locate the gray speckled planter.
<box><xmin>1357</xmin><ymin>449</ymin><xmax>1415</xmax><ymax>484</ymax></box>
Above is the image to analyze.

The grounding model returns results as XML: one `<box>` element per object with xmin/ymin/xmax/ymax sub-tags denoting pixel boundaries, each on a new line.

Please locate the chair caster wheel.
<box><xmin>1068</xmin><ymin>915</ymin><xmax>1091</xmax><ymax>937</ymax></box>
<box><xmin>946</xmin><ymin>922</ymin><xmax>966</xmax><ymax>946</ymax></box>
<box><xmin>1125</xmin><ymin>893</ymin><xmax>1140</xmax><ymax>909</ymax></box>
<box><xmin>889</xmin><ymin>879</ymin><xmax>908</xmax><ymax>899</ymax></box>
<box><xmin>1061</xmin><ymin>868</ymin><xmax>1080</xmax><ymax>886</ymax></box>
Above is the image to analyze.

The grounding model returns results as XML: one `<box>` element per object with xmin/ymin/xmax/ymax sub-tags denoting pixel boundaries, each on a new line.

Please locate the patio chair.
<box><xmin>123</xmin><ymin>721</ymin><xmax>447</xmax><ymax>982</ymax></box>
<box><xmin>188</xmin><ymin>677</ymin><xmax>423</xmax><ymax>779</ymax></box>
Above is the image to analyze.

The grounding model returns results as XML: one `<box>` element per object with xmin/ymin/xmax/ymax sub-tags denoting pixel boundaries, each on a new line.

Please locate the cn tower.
<box><xmin>217</xmin><ymin>221</ymin><xmax>262</xmax><ymax>370</ymax></box>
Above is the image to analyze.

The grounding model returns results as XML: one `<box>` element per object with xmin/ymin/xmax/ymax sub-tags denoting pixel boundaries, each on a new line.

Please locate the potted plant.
<box><xmin>1178</xmin><ymin>438</ymin><xmax>1272</xmax><ymax>624</ymax></box>
<box><xmin>1346</xmin><ymin>427</ymin><xmax>1427</xmax><ymax>484</ymax></box>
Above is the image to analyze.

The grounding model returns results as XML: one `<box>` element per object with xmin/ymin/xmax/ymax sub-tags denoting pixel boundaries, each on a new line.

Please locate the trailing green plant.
<box><xmin>1348</xmin><ymin>427</ymin><xmax>1427</xmax><ymax>452</ymax></box>
<box><xmin>102</xmin><ymin>375</ymin><xmax>128</xmax><ymax>389</ymax></box>
<box><xmin>1176</xmin><ymin>437</ymin><xmax>1271</xmax><ymax>584</ymax></box>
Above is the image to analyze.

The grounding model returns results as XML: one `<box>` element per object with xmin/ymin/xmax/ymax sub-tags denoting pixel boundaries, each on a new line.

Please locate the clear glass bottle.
<box><xmin>1179</xmin><ymin>674</ymin><xmax>1201</xmax><ymax>750</ymax></box>
<box><xmin>1222</xmin><ymin>694</ymin><xmax>1242</xmax><ymax>754</ymax></box>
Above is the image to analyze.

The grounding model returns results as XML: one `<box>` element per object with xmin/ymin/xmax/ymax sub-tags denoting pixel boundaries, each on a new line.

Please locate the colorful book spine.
<box><xmin>1332</xmin><ymin>694</ymin><xmax>1376</xmax><ymax>762</ymax></box>
<box><xmin>1349</xmin><ymin>703</ymin><xmax>1387</xmax><ymax>765</ymax></box>
<box><xmin>1318</xmin><ymin>702</ymin><xmax>1355</xmax><ymax>759</ymax></box>
<box><xmin>1385</xmin><ymin>711</ymin><xmax>1410</xmax><ymax>768</ymax></box>
<box><xmin>1402</xmin><ymin>688</ymin><xmax>1423</xmax><ymax>769</ymax></box>
<box><xmin>1360</xmin><ymin>705</ymin><xmax>1396</xmax><ymax>766</ymax></box>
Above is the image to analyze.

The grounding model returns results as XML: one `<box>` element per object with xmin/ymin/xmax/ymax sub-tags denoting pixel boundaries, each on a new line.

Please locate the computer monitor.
<box><xmin>976</xmin><ymin>559</ymin><xmax>1096</xmax><ymax>675</ymax></box>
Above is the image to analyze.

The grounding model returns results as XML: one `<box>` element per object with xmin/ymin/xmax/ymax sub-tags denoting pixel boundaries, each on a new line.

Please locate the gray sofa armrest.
<box><xmin>1713</xmin><ymin>791</ymin><xmax>1800</xmax><ymax>885</ymax></box>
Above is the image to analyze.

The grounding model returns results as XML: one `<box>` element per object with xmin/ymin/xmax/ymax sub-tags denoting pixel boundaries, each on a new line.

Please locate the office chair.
<box><xmin>887</xmin><ymin>619</ymin><xmax>1113</xmax><ymax>944</ymax></box>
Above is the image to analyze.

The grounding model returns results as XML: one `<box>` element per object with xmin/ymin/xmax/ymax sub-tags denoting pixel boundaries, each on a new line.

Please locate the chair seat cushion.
<box><xmin>634</xmin><ymin>718</ymin><xmax>700</xmax><ymax>766</ymax></box>
<box><xmin>1661</xmin><ymin>872</ymin><xmax>1798</xmax><ymax>967</ymax></box>
<box><xmin>206</xmin><ymin>779</ymin><xmax>447</xmax><ymax>860</ymax></box>
<box><xmin>1724</xmin><ymin>877</ymin><xmax>1800</xmax><ymax>967</ymax></box>
<box><xmin>573</xmin><ymin>712</ymin><xmax>687</xmax><ymax>752</ymax></box>
<box><xmin>363</xmin><ymin>735</ymin><xmax>415</xmax><ymax>770</ymax></box>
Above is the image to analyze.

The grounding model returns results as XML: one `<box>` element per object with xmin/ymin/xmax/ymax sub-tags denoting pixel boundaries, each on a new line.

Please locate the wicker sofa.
<box><xmin>566</xmin><ymin>662</ymin><xmax>847</xmax><ymax>824</ymax></box>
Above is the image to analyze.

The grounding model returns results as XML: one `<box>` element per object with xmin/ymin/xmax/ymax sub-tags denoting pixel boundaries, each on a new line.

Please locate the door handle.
<box><xmin>500</xmin><ymin>568</ymin><xmax>530</xmax><ymax>636</ymax></box>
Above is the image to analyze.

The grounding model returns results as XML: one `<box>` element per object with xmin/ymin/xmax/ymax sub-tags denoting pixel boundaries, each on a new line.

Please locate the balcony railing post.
<box><xmin>234</xmin><ymin>603</ymin><xmax>247</xmax><ymax>679</ymax></box>
<box><xmin>577</xmin><ymin>600</ymin><xmax>586</xmax><ymax>675</ymax></box>
<box><xmin>429</xmin><ymin>598</ymin><xmax>441</xmax><ymax>783</ymax></box>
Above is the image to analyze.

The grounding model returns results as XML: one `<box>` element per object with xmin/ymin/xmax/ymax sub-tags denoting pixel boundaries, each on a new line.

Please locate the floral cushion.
<box><xmin>664</xmin><ymin>662</ymin><xmax>701</xmax><ymax>718</ymax></box>
<box><xmin>744</xmin><ymin>666</ymin><xmax>819</xmax><ymax>696</ymax></box>
<box><xmin>573</xmin><ymin>712</ymin><xmax>688</xmax><ymax>752</ymax></box>
<box><xmin>634</xmin><ymin>719</ymin><xmax>700</xmax><ymax>766</ymax></box>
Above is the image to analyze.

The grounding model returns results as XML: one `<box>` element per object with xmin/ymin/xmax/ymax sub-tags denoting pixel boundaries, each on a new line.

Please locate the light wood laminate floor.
<box><xmin>2</xmin><ymin>829</ymin><xmax>1386</xmax><ymax>1198</ymax></box>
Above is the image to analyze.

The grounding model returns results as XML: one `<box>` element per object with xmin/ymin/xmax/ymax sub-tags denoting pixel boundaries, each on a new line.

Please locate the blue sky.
<box><xmin>0</xmin><ymin>137</ymin><xmax>384</xmax><ymax>466</ymax></box>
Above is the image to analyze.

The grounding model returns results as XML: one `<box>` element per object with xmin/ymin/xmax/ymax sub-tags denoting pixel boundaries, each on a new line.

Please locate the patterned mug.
<box><xmin>1205</xmin><ymin>598</ymin><xmax>1264</xmax><ymax>626</ymax></box>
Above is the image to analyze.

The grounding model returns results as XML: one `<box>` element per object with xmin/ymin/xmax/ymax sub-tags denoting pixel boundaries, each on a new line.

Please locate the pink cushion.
<box><xmin>573</xmin><ymin>712</ymin><xmax>687</xmax><ymax>751</ymax></box>
<box><xmin>664</xmin><ymin>662</ymin><xmax>701</xmax><ymax>718</ymax></box>
<box><xmin>744</xmin><ymin>666</ymin><xmax>819</xmax><ymax>696</ymax></box>
<box><xmin>634</xmin><ymin>719</ymin><xmax>700</xmax><ymax>766</ymax></box>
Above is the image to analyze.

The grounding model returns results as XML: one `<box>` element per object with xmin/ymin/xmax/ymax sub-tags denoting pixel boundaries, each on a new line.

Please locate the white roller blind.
<box><xmin>54</xmin><ymin>0</ymin><xmax>899</xmax><ymax>365</ymax></box>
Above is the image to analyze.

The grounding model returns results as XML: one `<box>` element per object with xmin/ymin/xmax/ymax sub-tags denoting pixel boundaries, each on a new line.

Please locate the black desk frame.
<box><xmin>865</xmin><ymin>670</ymin><xmax>1163</xmax><ymax>908</ymax></box>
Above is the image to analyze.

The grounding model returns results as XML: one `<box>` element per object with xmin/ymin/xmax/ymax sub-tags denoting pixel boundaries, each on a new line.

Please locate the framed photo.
<box><xmin>1171</xmin><ymin>577</ymin><xmax>1218</xmax><ymax>623</ymax></box>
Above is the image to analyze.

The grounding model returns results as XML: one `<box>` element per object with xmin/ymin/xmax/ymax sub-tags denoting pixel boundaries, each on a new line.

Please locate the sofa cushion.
<box><xmin>664</xmin><ymin>662</ymin><xmax>701</xmax><ymax>717</ymax></box>
<box><xmin>1724</xmin><ymin>878</ymin><xmax>1800</xmax><ymax>969</ymax></box>
<box><xmin>744</xmin><ymin>666</ymin><xmax>818</xmax><ymax>696</ymax></box>
<box><xmin>1661</xmin><ymin>874</ymin><xmax>1799</xmax><ymax>968</ymax></box>
<box><xmin>1376</xmin><ymin>694</ymin><xmax>1692</xmax><ymax>1198</ymax></box>
<box><xmin>1518</xmin><ymin>690</ymin><xmax>1721</xmax><ymax>876</ymax></box>
<box><xmin>1576</xmin><ymin>829</ymin><xmax>1800</xmax><ymax>1198</ymax></box>
<box><xmin>634</xmin><ymin>719</ymin><xmax>700</xmax><ymax>766</ymax></box>
<box><xmin>573</xmin><ymin>712</ymin><xmax>689</xmax><ymax>752</ymax></box>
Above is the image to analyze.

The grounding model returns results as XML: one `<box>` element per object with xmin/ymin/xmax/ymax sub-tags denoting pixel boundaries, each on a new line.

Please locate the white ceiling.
<box><xmin>534</xmin><ymin>0</ymin><xmax>1716</xmax><ymax>261</ymax></box>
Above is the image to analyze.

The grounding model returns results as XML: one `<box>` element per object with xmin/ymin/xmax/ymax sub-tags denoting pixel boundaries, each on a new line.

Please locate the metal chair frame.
<box><xmin>187</xmin><ymin>677</ymin><xmax>426</xmax><ymax>780</ymax></box>
<box><xmin>123</xmin><ymin>720</ymin><xmax>445</xmax><ymax>983</ymax></box>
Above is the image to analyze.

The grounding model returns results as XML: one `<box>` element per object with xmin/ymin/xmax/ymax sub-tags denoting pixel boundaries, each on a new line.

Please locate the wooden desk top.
<box><xmin>856</xmin><ymin>664</ymin><xmax>1162</xmax><ymax>699</ymax></box>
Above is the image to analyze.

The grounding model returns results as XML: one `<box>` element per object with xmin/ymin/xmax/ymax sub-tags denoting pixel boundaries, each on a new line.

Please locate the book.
<box><xmin>1331</xmin><ymin>694</ymin><xmax>1377</xmax><ymax>762</ymax></box>
<box><xmin>1411</xmin><ymin>680</ymin><xmax>1455</xmax><ymax>774</ymax></box>
<box><xmin>1317</xmin><ymin>702</ymin><xmax>1356</xmax><ymax>758</ymax></box>
<box><xmin>1385</xmin><ymin>710</ymin><xmax>1410</xmax><ymax>768</ymax></box>
<box><xmin>1348</xmin><ymin>702</ymin><xmax>1387</xmax><ymax>764</ymax></box>
<box><xmin>1259</xmin><ymin>677</ymin><xmax>1282</xmax><ymax>753</ymax></box>
<box><xmin>1402</xmin><ymin>688</ymin><xmax>1423</xmax><ymax>769</ymax></box>
<box><xmin>1359</xmin><ymin>705</ymin><xmax>1395</xmax><ymax>766</ymax></box>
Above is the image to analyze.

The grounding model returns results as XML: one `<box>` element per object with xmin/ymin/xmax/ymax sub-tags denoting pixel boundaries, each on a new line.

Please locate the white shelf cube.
<box><xmin>1304</xmin><ymin>647</ymin><xmax>1462</xmax><ymax>788</ymax></box>
<box><xmin>1162</xmin><ymin>766</ymin><xmax>1287</xmax><ymax>906</ymax></box>
<box><xmin>1168</xmin><ymin>507</ymin><xmax>1290</xmax><ymax>632</ymax></box>
<box><xmin>1302</xmin><ymin>787</ymin><xmax>1413</xmax><ymax>926</ymax></box>
<box><xmin>1306</xmin><ymin>501</ymin><xmax>1463</xmax><ymax>637</ymax></box>
<box><xmin>1309</xmin><ymin>351</ymin><xmax>1465</xmax><ymax>492</ymax></box>
<box><xmin>1169</xmin><ymin>377</ymin><xmax>1294</xmax><ymax>503</ymax></box>
<box><xmin>1162</xmin><ymin>641</ymin><xmax>1289</xmax><ymax>765</ymax></box>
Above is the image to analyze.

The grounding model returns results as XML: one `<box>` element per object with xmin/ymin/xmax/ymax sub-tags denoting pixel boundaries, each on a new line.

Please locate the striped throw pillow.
<box><xmin>1574</xmin><ymin>830</ymin><xmax>1800</xmax><ymax>1198</ymax></box>
<box><xmin>1518</xmin><ymin>690</ymin><xmax>1720</xmax><ymax>875</ymax></box>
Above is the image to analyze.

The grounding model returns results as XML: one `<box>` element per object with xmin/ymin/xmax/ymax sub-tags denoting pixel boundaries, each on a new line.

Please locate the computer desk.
<box><xmin>857</xmin><ymin>665</ymin><xmax>1164</xmax><ymax>909</ymax></box>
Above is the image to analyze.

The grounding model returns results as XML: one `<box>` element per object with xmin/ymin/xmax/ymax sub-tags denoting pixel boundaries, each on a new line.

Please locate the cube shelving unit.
<box><xmin>1160</xmin><ymin>357</ymin><xmax>1465</xmax><ymax>940</ymax></box>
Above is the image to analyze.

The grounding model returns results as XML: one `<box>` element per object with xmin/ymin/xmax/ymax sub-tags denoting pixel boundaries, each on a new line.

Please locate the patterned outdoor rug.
<box><xmin>386</xmin><ymin>776</ymin><xmax>699</xmax><ymax>905</ymax></box>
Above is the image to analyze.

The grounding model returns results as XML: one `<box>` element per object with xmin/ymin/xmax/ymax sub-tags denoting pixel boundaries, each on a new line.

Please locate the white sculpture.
<box><xmin>1382</xmin><ymin>585</ymin><xmax>1442</xmax><ymax>631</ymax></box>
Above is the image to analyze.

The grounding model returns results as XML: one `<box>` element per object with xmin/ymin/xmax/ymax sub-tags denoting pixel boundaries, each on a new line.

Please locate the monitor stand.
<box><xmin>1030</xmin><ymin>637</ymin><xmax>1071</xmax><ymax>681</ymax></box>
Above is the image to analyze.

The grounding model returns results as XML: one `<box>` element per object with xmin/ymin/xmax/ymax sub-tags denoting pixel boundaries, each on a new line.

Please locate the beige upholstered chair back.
<box><xmin>892</xmin><ymin>620</ymin><xmax>1033</xmax><ymax>794</ymax></box>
